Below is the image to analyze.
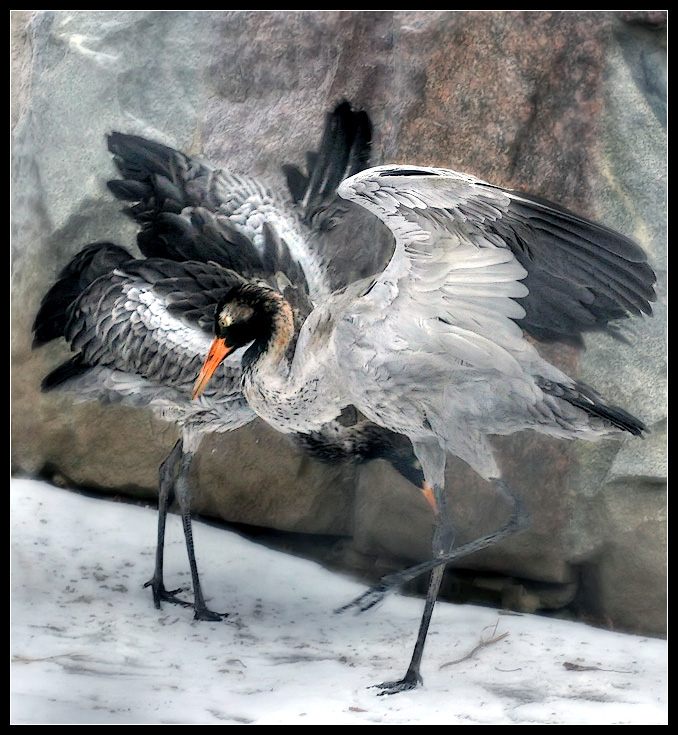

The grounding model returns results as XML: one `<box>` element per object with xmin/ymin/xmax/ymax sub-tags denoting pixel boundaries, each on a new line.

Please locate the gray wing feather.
<box><xmin>64</xmin><ymin>259</ymin><xmax>243</xmax><ymax>389</ymax></box>
<box><xmin>338</xmin><ymin>165</ymin><xmax>656</xmax><ymax>351</ymax></box>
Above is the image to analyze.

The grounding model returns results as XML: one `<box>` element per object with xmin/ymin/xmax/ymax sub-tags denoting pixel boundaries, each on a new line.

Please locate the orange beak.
<box><xmin>192</xmin><ymin>337</ymin><xmax>233</xmax><ymax>400</ymax></box>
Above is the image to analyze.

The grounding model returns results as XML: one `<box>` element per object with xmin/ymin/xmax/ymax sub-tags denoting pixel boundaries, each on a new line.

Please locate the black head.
<box><xmin>194</xmin><ymin>282</ymin><xmax>288</xmax><ymax>400</ymax></box>
<box><xmin>213</xmin><ymin>282</ymin><xmax>283</xmax><ymax>350</ymax></box>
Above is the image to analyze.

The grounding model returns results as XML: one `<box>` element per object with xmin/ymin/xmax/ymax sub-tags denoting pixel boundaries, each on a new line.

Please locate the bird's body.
<box><xmin>203</xmin><ymin>165</ymin><xmax>649</xmax><ymax>480</ymax></box>
<box><xmin>195</xmin><ymin>163</ymin><xmax>655</xmax><ymax>691</ymax></box>
<box><xmin>335</xmin><ymin>166</ymin><xmax>651</xmax><ymax>468</ymax></box>
<box><xmin>34</xmin><ymin>102</ymin><xmax>424</xmax><ymax>622</ymax></box>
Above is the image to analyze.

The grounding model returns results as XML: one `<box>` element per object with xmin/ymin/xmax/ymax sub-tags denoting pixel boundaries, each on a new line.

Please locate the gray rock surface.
<box><xmin>11</xmin><ymin>11</ymin><xmax>666</xmax><ymax>635</ymax></box>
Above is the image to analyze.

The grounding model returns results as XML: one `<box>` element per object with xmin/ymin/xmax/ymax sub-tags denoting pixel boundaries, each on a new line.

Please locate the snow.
<box><xmin>10</xmin><ymin>478</ymin><xmax>667</xmax><ymax>725</ymax></box>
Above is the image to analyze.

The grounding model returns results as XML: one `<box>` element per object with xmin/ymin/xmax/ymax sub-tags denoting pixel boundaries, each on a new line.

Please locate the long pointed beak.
<box><xmin>192</xmin><ymin>337</ymin><xmax>233</xmax><ymax>400</ymax></box>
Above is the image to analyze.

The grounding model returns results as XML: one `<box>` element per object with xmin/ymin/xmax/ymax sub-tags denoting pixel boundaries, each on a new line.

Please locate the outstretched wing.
<box><xmin>337</xmin><ymin>165</ymin><xmax>656</xmax><ymax>363</ymax></box>
<box><xmin>61</xmin><ymin>258</ymin><xmax>246</xmax><ymax>390</ymax></box>
<box><xmin>282</xmin><ymin>99</ymin><xmax>372</xmax><ymax>231</ymax></box>
<box><xmin>106</xmin><ymin>101</ymin><xmax>372</xmax><ymax>309</ymax></box>
<box><xmin>106</xmin><ymin>133</ymin><xmax>309</xmax><ymax>288</ymax></box>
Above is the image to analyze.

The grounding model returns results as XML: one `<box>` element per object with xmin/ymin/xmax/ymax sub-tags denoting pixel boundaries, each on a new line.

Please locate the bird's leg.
<box><xmin>373</xmin><ymin>476</ymin><xmax>453</xmax><ymax>695</ymax></box>
<box><xmin>144</xmin><ymin>438</ymin><xmax>193</xmax><ymax>609</ymax></box>
<box><xmin>366</xmin><ymin>441</ymin><xmax>450</xmax><ymax>694</ymax></box>
<box><xmin>144</xmin><ymin>434</ymin><xmax>226</xmax><ymax>620</ymax></box>
<box><xmin>173</xmin><ymin>443</ymin><xmax>227</xmax><ymax>622</ymax></box>
<box><xmin>339</xmin><ymin>477</ymin><xmax>528</xmax><ymax>615</ymax></box>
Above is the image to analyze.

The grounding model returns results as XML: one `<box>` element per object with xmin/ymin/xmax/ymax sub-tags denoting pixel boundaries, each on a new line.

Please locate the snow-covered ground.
<box><xmin>10</xmin><ymin>478</ymin><xmax>667</xmax><ymax>725</ymax></box>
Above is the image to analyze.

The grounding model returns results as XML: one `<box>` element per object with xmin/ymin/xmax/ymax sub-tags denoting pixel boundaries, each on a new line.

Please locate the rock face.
<box><xmin>11</xmin><ymin>11</ymin><xmax>666</xmax><ymax>635</ymax></box>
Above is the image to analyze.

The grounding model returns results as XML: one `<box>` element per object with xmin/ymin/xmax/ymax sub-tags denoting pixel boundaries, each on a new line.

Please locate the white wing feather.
<box><xmin>337</xmin><ymin>166</ymin><xmax>532</xmax><ymax>377</ymax></box>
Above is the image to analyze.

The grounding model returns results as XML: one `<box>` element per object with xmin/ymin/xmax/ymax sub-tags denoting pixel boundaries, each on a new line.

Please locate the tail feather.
<box><xmin>538</xmin><ymin>378</ymin><xmax>647</xmax><ymax>436</ymax></box>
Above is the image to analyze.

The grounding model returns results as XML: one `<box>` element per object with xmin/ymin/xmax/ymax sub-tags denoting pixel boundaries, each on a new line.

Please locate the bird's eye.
<box><xmin>218</xmin><ymin>313</ymin><xmax>233</xmax><ymax>330</ymax></box>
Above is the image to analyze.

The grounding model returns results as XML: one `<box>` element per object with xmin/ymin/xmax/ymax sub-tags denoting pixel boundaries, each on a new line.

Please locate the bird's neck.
<box><xmin>240</xmin><ymin>295</ymin><xmax>301</xmax><ymax>424</ymax></box>
<box><xmin>242</xmin><ymin>295</ymin><xmax>295</xmax><ymax>378</ymax></box>
<box><xmin>239</xmin><ymin>294</ymin><xmax>340</xmax><ymax>434</ymax></box>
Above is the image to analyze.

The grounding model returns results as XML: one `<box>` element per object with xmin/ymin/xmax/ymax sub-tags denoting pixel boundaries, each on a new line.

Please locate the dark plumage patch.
<box><xmin>283</xmin><ymin>100</ymin><xmax>372</xmax><ymax>229</ymax></box>
<box><xmin>483</xmin><ymin>189</ymin><xmax>656</xmax><ymax>346</ymax></box>
<box><xmin>377</xmin><ymin>168</ymin><xmax>437</xmax><ymax>177</ymax></box>
<box><xmin>41</xmin><ymin>354</ymin><xmax>89</xmax><ymax>392</ymax></box>
<box><xmin>295</xmin><ymin>423</ymin><xmax>424</xmax><ymax>488</ymax></box>
<box><xmin>537</xmin><ymin>377</ymin><xmax>647</xmax><ymax>436</ymax></box>
<box><xmin>32</xmin><ymin>242</ymin><xmax>133</xmax><ymax>347</ymax></box>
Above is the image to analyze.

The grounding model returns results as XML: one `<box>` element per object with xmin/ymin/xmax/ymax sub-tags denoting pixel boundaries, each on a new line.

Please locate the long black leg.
<box><xmin>342</xmin><ymin>474</ymin><xmax>528</xmax><ymax>694</ymax></box>
<box><xmin>173</xmin><ymin>444</ymin><xmax>226</xmax><ymax>621</ymax></box>
<box><xmin>338</xmin><ymin>478</ymin><xmax>528</xmax><ymax>616</ymax></box>
<box><xmin>144</xmin><ymin>433</ymin><xmax>226</xmax><ymax>620</ymax></box>
<box><xmin>144</xmin><ymin>438</ymin><xmax>192</xmax><ymax>609</ymax></box>
<box><xmin>373</xmin><ymin>477</ymin><xmax>454</xmax><ymax>694</ymax></box>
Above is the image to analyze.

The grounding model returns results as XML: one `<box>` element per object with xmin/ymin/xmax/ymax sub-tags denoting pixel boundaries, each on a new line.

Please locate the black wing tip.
<box><xmin>40</xmin><ymin>354</ymin><xmax>90</xmax><ymax>392</ymax></box>
<box><xmin>499</xmin><ymin>187</ymin><xmax>658</xmax><ymax>340</ymax></box>
<box><xmin>106</xmin><ymin>178</ymin><xmax>152</xmax><ymax>202</ymax></box>
<box><xmin>33</xmin><ymin>242</ymin><xmax>133</xmax><ymax>347</ymax></box>
<box><xmin>286</xmin><ymin>99</ymin><xmax>373</xmax><ymax>220</ymax></box>
<box><xmin>375</xmin><ymin>167</ymin><xmax>437</xmax><ymax>177</ymax></box>
<box><xmin>106</xmin><ymin>131</ymin><xmax>189</xmax><ymax>193</ymax></box>
<box><xmin>107</xmin><ymin>130</ymin><xmax>174</xmax><ymax>156</ymax></box>
<box><xmin>540</xmin><ymin>379</ymin><xmax>648</xmax><ymax>437</ymax></box>
<box><xmin>281</xmin><ymin>164</ymin><xmax>308</xmax><ymax>204</ymax></box>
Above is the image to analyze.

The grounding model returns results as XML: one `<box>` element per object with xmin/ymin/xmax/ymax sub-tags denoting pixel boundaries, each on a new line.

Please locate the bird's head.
<box><xmin>192</xmin><ymin>282</ymin><xmax>292</xmax><ymax>399</ymax></box>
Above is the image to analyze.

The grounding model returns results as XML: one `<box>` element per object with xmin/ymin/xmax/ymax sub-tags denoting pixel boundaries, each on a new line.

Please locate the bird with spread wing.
<box><xmin>193</xmin><ymin>161</ymin><xmax>656</xmax><ymax>693</ymax></box>
<box><xmin>33</xmin><ymin>103</ymin><xmax>424</xmax><ymax>623</ymax></box>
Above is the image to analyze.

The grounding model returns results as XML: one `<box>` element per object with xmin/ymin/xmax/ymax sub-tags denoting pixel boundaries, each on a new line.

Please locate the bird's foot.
<box><xmin>335</xmin><ymin>583</ymin><xmax>390</xmax><ymax>614</ymax></box>
<box><xmin>372</xmin><ymin>669</ymin><xmax>423</xmax><ymax>696</ymax></box>
<box><xmin>144</xmin><ymin>579</ymin><xmax>192</xmax><ymax>610</ymax></box>
<box><xmin>144</xmin><ymin>580</ymin><xmax>227</xmax><ymax>620</ymax></box>
<box><xmin>336</xmin><ymin>569</ymin><xmax>407</xmax><ymax>615</ymax></box>
<box><xmin>192</xmin><ymin>604</ymin><xmax>228</xmax><ymax>622</ymax></box>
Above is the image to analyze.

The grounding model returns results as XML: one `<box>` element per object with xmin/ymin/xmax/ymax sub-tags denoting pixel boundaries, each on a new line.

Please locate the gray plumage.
<box><xmin>34</xmin><ymin>103</ymin><xmax>425</xmax><ymax>622</ymax></box>
<box><xmin>200</xmin><ymin>163</ymin><xmax>656</xmax><ymax>692</ymax></box>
